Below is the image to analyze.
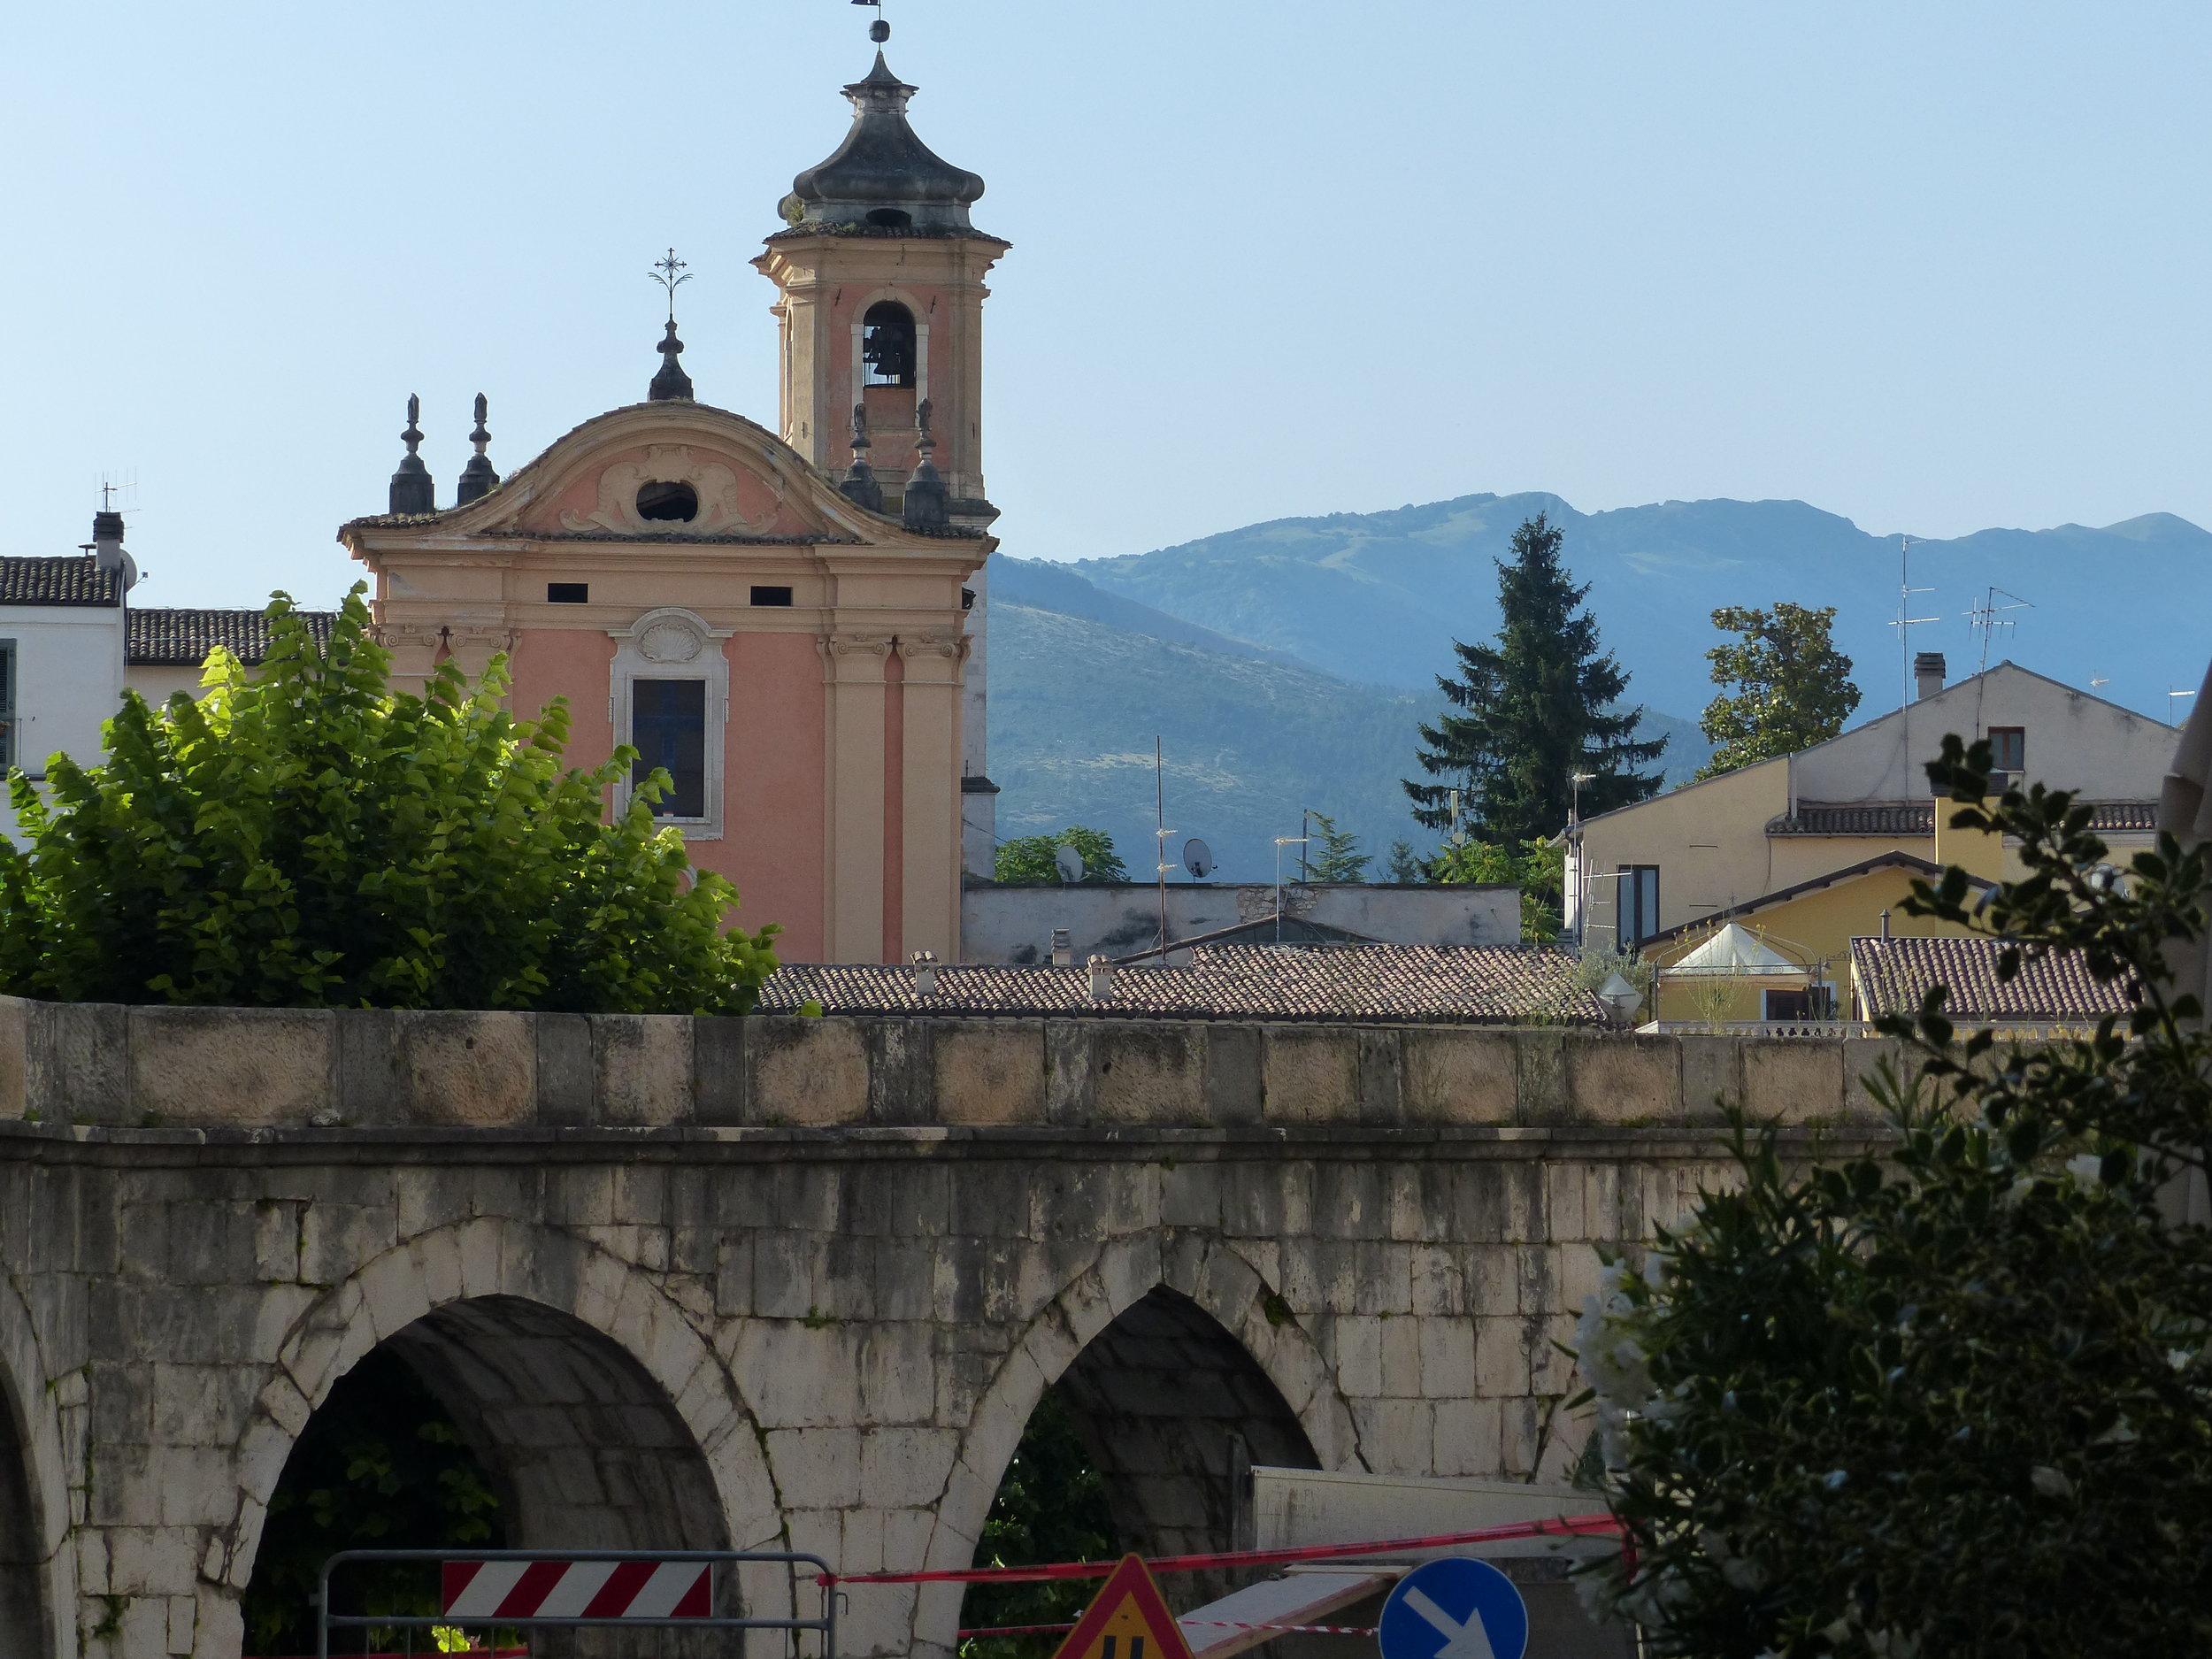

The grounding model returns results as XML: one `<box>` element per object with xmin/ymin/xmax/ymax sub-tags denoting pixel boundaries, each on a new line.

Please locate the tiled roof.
<box><xmin>0</xmin><ymin>557</ymin><xmax>122</xmax><ymax>607</ymax></box>
<box><xmin>1771</xmin><ymin>799</ymin><xmax>2160</xmax><ymax>836</ymax></box>
<box><xmin>1770</xmin><ymin>802</ymin><xmax>1935</xmax><ymax>836</ymax></box>
<box><xmin>1850</xmin><ymin>934</ymin><xmax>2135</xmax><ymax>1021</ymax></box>
<box><xmin>761</xmin><ymin>943</ymin><xmax>1609</xmax><ymax>1025</ymax></box>
<box><xmin>126</xmin><ymin>608</ymin><xmax>336</xmax><ymax>667</ymax></box>
<box><xmin>1638</xmin><ymin>851</ymin><xmax>1985</xmax><ymax>949</ymax></box>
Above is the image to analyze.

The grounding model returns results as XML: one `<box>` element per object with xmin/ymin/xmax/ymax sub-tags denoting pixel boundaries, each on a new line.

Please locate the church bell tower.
<box><xmin>757</xmin><ymin>23</ymin><xmax>1008</xmax><ymax>880</ymax></box>
<box><xmin>753</xmin><ymin>35</ymin><xmax>1006</xmax><ymax>530</ymax></box>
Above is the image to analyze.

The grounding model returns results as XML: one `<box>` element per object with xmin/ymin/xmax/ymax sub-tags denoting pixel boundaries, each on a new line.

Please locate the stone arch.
<box><xmin>0</xmin><ymin>1279</ymin><xmax>70</xmax><ymax>1659</ymax></box>
<box><xmin>913</xmin><ymin>1233</ymin><xmax>1360</xmax><ymax>1654</ymax></box>
<box><xmin>227</xmin><ymin>1218</ymin><xmax>783</xmax><ymax>1605</ymax></box>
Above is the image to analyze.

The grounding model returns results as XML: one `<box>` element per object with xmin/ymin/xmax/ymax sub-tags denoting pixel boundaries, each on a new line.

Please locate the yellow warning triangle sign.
<box><xmin>1048</xmin><ymin>1555</ymin><xmax>1197</xmax><ymax>1659</ymax></box>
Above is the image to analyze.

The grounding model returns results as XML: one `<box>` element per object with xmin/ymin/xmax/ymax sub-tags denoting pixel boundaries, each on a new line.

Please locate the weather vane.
<box><xmin>851</xmin><ymin>0</ymin><xmax>889</xmax><ymax>42</ymax></box>
<box><xmin>650</xmin><ymin>249</ymin><xmax>691</xmax><ymax>323</ymax></box>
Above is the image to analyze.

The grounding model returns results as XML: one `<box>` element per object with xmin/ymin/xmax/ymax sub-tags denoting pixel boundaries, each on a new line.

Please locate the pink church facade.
<box><xmin>342</xmin><ymin>50</ymin><xmax>1003</xmax><ymax>965</ymax></box>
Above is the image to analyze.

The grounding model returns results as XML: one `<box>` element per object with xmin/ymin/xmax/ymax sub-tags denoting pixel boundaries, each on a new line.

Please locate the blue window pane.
<box><xmin>632</xmin><ymin>679</ymin><xmax>706</xmax><ymax>818</ymax></box>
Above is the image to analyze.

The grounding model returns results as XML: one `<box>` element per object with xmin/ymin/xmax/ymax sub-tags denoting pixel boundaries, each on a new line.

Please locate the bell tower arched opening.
<box><xmin>243</xmin><ymin>1296</ymin><xmax>729</xmax><ymax>1656</ymax></box>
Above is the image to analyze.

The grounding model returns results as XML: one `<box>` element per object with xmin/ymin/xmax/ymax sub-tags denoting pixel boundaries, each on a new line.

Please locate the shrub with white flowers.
<box><xmin>1571</xmin><ymin>734</ymin><xmax>2212</xmax><ymax>1657</ymax></box>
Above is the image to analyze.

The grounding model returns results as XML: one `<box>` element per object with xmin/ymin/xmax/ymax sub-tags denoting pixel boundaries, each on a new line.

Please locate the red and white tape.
<box><xmin>441</xmin><ymin>1559</ymin><xmax>711</xmax><ymax>1621</ymax></box>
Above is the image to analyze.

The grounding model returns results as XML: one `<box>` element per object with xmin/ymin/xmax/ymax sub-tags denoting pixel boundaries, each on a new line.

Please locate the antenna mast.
<box><xmin>1965</xmin><ymin>585</ymin><xmax>2033</xmax><ymax>674</ymax></box>
<box><xmin>1154</xmin><ymin>737</ymin><xmax>1171</xmax><ymax>960</ymax></box>
<box><xmin>1889</xmin><ymin>535</ymin><xmax>1938</xmax><ymax>709</ymax></box>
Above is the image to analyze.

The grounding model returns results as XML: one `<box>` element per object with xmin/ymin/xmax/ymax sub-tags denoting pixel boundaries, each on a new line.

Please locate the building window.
<box><xmin>631</xmin><ymin>680</ymin><xmax>706</xmax><ymax>818</ymax></box>
<box><xmin>1988</xmin><ymin>726</ymin><xmax>2025</xmax><ymax>772</ymax></box>
<box><xmin>0</xmin><ymin>640</ymin><xmax>13</xmax><ymax>772</ymax></box>
<box><xmin>862</xmin><ymin>301</ymin><xmax>917</xmax><ymax>388</ymax></box>
<box><xmin>610</xmin><ymin>608</ymin><xmax>727</xmax><ymax>839</ymax></box>
<box><xmin>1619</xmin><ymin>864</ymin><xmax>1661</xmax><ymax>945</ymax></box>
<box><xmin>749</xmin><ymin>585</ymin><xmax>794</xmax><ymax>607</ymax></box>
<box><xmin>548</xmin><ymin>582</ymin><xmax>588</xmax><ymax>603</ymax></box>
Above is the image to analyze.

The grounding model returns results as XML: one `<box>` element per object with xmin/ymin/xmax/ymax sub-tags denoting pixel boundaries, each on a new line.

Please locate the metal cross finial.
<box><xmin>650</xmin><ymin>249</ymin><xmax>692</xmax><ymax>323</ymax></box>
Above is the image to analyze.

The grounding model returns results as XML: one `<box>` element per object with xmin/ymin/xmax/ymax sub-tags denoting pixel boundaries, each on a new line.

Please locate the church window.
<box><xmin>750</xmin><ymin>586</ymin><xmax>794</xmax><ymax>607</ymax></box>
<box><xmin>862</xmin><ymin>302</ymin><xmax>917</xmax><ymax>388</ymax></box>
<box><xmin>547</xmin><ymin>583</ymin><xmax>588</xmax><ymax>604</ymax></box>
<box><xmin>635</xmin><ymin>480</ymin><xmax>699</xmax><ymax>523</ymax></box>
<box><xmin>631</xmin><ymin>679</ymin><xmax>706</xmax><ymax>818</ymax></box>
<box><xmin>865</xmin><ymin>208</ymin><xmax>912</xmax><ymax>230</ymax></box>
<box><xmin>0</xmin><ymin>641</ymin><xmax>12</xmax><ymax>772</ymax></box>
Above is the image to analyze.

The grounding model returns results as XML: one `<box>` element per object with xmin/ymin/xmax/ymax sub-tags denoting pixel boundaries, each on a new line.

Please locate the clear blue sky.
<box><xmin>4</xmin><ymin>2</ymin><xmax>2208</xmax><ymax>608</ymax></box>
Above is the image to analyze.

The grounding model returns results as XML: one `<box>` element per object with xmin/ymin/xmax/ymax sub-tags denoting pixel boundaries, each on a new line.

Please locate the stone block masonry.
<box><xmin>0</xmin><ymin>997</ymin><xmax>1889</xmax><ymax>1658</ymax></box>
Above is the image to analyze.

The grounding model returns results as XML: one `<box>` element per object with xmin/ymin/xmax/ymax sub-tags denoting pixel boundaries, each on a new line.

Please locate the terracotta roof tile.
<box><xmin>1772</xmin><ymin>799</ymin><xmax>2157</xmax><ymax>836</ymax></box>
<box><xmin>762</xmin><ymin>943</ymin><xmax>1609</xmax><ymax>1025</ymax></box>
<box><xmin>126</xmin><ymin>608</ymin><xmax>335</xmax><ymax>667</ymax></box>
<box><xmin>1850</xmin><ymin>934</ymin><xmax>2135</xmax><ymax>1021</ymax></box>
<box><xmin>0</xmin><ymin>557</ymin><xmax>122</xmax><ymax>607</ymax></box>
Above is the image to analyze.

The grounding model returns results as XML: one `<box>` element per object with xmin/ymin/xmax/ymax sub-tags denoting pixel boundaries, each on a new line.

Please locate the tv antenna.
<box><xmin>1889</xmin><ymin>535</ymin><xmax>1939</xmax><ymax>709</ymax></box>
<box><xmin>2170</xmin><ymin>687</ymin><xmax>2199</xmax><ymax>725</ymax></box>
<box><xmin>1965</xmin><ymin>585</ymin><xmax>2032</xmax><ymax>674</ymax></box>
<box><xmin>1153</xmin><ymin>737</ymin><xmax>1174</xmax><ymax>956</ymax></box>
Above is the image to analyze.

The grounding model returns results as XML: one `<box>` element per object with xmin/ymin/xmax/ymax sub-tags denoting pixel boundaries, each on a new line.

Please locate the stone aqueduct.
<box><xmin>0</xmin><ymin>999</ymin><xmax>1889</xmax><ymax>1658</ymax></box>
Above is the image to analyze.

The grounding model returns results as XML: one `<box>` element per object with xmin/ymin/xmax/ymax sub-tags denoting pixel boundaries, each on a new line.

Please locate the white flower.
<box><xmin>2065</xmin><ymin>1152</ymin><xmax>2104</xmax><ymax>1189</ymax></box>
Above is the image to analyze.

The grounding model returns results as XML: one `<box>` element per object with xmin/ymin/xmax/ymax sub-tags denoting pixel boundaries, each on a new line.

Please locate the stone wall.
<box><xmin>0</xmin><ymin>998</ymin><xmax>1893</xmax><ymax>1659</ymax></box>
<box><xmin>0</xmin><ymin>995</ymin><xmax>1898</xmax><ymax>1132</ymax></box>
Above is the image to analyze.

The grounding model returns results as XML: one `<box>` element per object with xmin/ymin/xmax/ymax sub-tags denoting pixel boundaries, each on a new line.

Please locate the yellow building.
<box><xmin>1571</xmin><ymin>657</ymin><xmax>2172</xmax><ymax>954</ymax></box>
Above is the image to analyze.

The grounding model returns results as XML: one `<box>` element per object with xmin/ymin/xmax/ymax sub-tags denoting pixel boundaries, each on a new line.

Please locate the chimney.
<box><xmin>1914</xmin><ymin>652</ymin><xmax>1947</xmax><ymax>702</ymax></box>
<box><xmin>89</xmin><ymin>511</ymin><xmax>138</xmax><ymax>589</ymax></box>
<box><xmin>910</xmin><ymin>949</ymin><xmax>938</xmax><ymax>998</ymax></box>
<box><xmin>1087</xmin><ymin>954</ymin><xmax>1114</xmax><ymax>1002</ymax></box>
<box><xmin>1050</xmin><ymin>928</ymin><xmax>1072</xmax><ymax>967</ymax></box>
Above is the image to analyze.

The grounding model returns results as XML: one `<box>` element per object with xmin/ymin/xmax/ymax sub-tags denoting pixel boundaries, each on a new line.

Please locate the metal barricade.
<box><xmin>315</xmin><ymin>1548</ymin><xmax>834</xmax><ymax>1659</ymax></box>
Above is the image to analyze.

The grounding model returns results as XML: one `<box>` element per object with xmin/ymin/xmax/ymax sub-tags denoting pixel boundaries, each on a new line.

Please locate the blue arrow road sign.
<box><xmin>1377</xmin><ymin>1557</ymin><xmax>1530</xmax><ymax>1659</ymax></box>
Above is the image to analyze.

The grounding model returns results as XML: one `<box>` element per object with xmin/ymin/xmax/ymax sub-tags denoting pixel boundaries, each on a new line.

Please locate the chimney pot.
<box><xmin>1087</xmin><ymin>954</ymin><xmax>1114</xmax><ymax>1002</ymax></box>
<box><xmin>910</xmin><ymin>949</ymin><xmax>938</xmax><ymax>998</ymax></box>
<box><xmin>1050</xmin><ymin>928</ymin><xmax>1072</xmax><ymax>967</ymax></box>
<box><xmin>1914</xmin><ymin>652</ymin><xmax>1947</xmax><ymax>702</ymax></box>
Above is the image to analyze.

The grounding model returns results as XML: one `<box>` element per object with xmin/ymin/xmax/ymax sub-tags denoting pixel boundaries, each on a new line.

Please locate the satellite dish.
<box><xmin>1055</xmin><ymin>844</ymin><xmax>1086</xmax><ymax>884</ymax></box>
<box><xmin>1183</xmin><ymin>838</ymin><xmax>1214</xmax><ymax>879</ymax></box>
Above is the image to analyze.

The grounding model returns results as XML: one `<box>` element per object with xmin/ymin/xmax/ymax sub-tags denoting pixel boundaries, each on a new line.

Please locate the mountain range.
<box><xmin>986</xmin><ymin>493</ymin><xmax>2208</xmax><ymax>883</ymax></box>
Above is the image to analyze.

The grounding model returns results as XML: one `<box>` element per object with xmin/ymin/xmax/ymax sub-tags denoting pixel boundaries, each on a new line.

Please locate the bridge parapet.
<box><xmin>0</xmin><ymin>995</ymin><xmax>1897</xmax><ymax>1132</ymax></box>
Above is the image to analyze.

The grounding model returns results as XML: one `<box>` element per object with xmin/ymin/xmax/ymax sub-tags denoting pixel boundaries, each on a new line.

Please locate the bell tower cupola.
<box><xmin>754</xmin><ymin>30</ymin><xmax>1007</xmax><ymax>529</ymax></box>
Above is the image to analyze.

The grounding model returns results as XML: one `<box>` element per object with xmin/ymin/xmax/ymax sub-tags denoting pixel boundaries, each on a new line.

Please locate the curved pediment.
<box><xmin>346</xmin><ymin>401</ymin><xmax>948</xmax><ymax>550</ymax></box>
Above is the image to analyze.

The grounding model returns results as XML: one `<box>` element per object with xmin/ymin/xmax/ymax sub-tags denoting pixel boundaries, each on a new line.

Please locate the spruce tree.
<box><xmin>1404</xmin><ymin>513</ymin><xmax>1664</xmax><ymax>842</ymax></box>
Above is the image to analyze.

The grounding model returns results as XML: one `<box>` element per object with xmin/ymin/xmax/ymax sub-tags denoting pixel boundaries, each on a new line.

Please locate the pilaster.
<box><xmin>898</xmin><ymin>632</ymin><xmax>967</xmax><ymax>960</ymax></box>
<box><xmin>822</xmin><ymin>633</ymin><xmax>895</xmax><ymax>961</ymax></box>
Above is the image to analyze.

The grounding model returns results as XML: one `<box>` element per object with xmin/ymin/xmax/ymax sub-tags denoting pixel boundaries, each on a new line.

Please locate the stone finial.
<box><xmin>901</xmin><ymin>396</ymin><xmax>949</xmax><ymax>530</ymax></box>
<box><xmin>456</xmin><ymin>393</ymin><xmax>497</xmax><ymax>505</ymax></box>
<box><xmin>649</xmin><ymin>321</ymin><xmax>695</xmax><ymax>402</ymax></box>
<box><xmin>840</xmin><ymin>401</ymin><xmax>885</xmax><ymax>513</ymax></box>
<box><xmin>388</xmin><ymin>393</ymin><xmax>435</xmax><ymax>516</ymax></box>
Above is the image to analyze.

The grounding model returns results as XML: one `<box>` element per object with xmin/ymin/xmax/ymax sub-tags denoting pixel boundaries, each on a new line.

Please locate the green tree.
<box><xmin>961</xmin><ymin>1387</ymin><xmax>1118</xmax><ymax>1659</ymax></box>
<box><xmin>1697</xmin><ymin>602</ymin><xmax>1861</xmax><ymax>780</ymax></box>
<box><xmin>1405</xmin><ymin>514</ymin><xmax>1664</xmax><ymax>844</ymax></box>
<box><xmin>1428</xmin><ymin>837</ymin><xmax>1564</xmax><ymax>942</ymax></box>
<box><xmin>994</xmin><ymin>826</ymin><xmax>1128</xmax><ymax>884</ymax></box>
<box><xmin>1576</xmin><ymin>736</ymin><xmax>2212</xmax><ymax>1656</ymax></box>
<box><xmin>242</xmin><ymin>1348</ymin><xmax>503</xmax><ymax>1655</ymax></box>
<box><xmin>0</xmin><ymin>588</ymin><xmax>780</xmax><ymax>1012</ymax></box>
<box><xmin>1384</xmin><ymin>839</ymin><xmax>1425</xmax><ymax>883</ymax></box>
<box><xmin>1298</xmin><ymin>812</ymin><xmax>1371</xmax><ymax>883</ymax></box>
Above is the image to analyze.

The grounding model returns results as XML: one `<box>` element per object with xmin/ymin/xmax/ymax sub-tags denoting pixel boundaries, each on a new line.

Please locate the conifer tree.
<box><xmin>1404</xmin><ymin>513</ymin><xmax>1664</xmax><ymax>843</ymax></box>
<box><xmin>1297</xmin><ymin>812</ymin><xmax>1371</xmax><ymax>883</ymax></box>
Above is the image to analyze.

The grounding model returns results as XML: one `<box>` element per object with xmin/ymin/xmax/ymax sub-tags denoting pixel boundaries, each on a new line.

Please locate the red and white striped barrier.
<box><xmin>441</xmin><ymin>1559</ymin><xmax>712</xmax><ymax>1621</ymax></box>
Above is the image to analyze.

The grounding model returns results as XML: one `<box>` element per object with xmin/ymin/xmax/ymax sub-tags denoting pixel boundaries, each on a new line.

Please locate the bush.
<box><xmin>0</xmin><ymin>588</ymin><xmax>779</xmax><ymax>1013</ymax></box>
<box><xmin>1573</xmin><ymin>736</ymin><xmax>2212</xmax><ymax>1656</ymax></box>
<box><xmin>994</xmin><ymin>826</ymin><xmax>1128</xmax><ymax>884</ymax></box>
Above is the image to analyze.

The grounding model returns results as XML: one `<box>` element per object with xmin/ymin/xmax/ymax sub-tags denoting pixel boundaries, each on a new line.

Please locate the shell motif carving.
<box><xmin>638</xmin><ymin>619</ymin><xmax>705</xmax><ymax>664</ymax></box>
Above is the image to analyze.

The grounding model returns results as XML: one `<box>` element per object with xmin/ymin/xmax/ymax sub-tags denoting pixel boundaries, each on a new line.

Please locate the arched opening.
<box><xmin>862</xmin><ymin>301</ymin><xmax>917</xmax><ymax>388</ymax></box>
<box><xmin>864</xmin><ymin>208</ymin><xmax>913</xmax><ymax>230</ymax></box>
<box><xmin>964</xmin><ymin>1287</ymin><xmax>1321</xmax><ymax>1655</ymax></box>
<box><xmin>244</xmin><ymin>1296</ymin><xmax>728</xmax><ymax>1655</ymax></box>
<box><xmin>636</xmin><ymin>479</ymin><xmax>699</xmax><ymax>522</ymax></box>
<box><xmin>0</xmin><ymin>1368</ymin><xmax>49</xmax><ymax>1659</ymax></box>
